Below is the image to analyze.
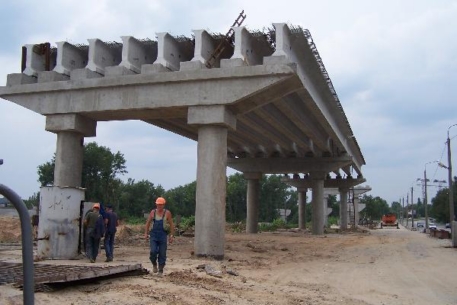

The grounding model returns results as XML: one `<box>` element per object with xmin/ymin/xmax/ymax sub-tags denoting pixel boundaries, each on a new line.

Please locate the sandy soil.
<box><xmin>1</xmin><ymin>216</ymin><xmax>457</xmax><ymax>305</ymax></box>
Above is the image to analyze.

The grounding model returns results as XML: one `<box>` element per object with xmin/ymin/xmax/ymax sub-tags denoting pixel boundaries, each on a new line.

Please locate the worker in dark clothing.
<box><xmin>144</xmin><ymin>197</ymin><xmax>175</xmax><ymax>276</ymax></box>
<box><xmin>84</xmin><ymin>203</ymin><xmax>104</xmax><ymax>263</ymax></box>
<box><xmin>103</xmin><ymin>205</ymin><xmax>119</xmax><ymax>262</ymax></box>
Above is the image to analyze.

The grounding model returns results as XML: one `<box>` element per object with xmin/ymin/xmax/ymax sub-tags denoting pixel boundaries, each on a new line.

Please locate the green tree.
<box><xmin>391</xmin><ymin>201</ymin><xmax>402</xmax><ymax>218</ymax></box>
<box><xmin>226</xmin><ymin>173</ymin><xmax>247</xmax><ymax>222</ymax></box>
<box><xmin>118</xmin><ymin>178</ymin><xmax>165</xmax><ymax>218</ymax></box>
<box><xmin>259</xmin><ymin>174</ymin><xmax>291</xmax><ymax>222</ymax></box>
<box><xmin>165</xmin><ymin>181</ymin><xmax>197</xmax><ymax>218</ymax></box>
<box><xmin>37</xmin><ymin>158</ymin><xmax>55</xmax><ymax>187</ymax></box>
<box><xmin>360</xmin><ymin>195</ymin><xmax>390</xmax><ymax>220</ymax></box>
<box><xmin>23</xmin><ymin>192</ymin><xmax>40</xmax><ymax>210</ymax></box>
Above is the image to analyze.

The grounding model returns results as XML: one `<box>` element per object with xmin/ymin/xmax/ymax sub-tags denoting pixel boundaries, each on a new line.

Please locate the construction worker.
<box><xmin>84</xmin><ymin>203</ymin><xmax>104</xmax><ymax>263</ymax></box>
<box><xmin>144</xmin><ymin>197</ymin><xmax>175</xmax><ymax>276</ymax></box>
<box><xmin>103</xmin><ymin>205</ymin><xmax>119</xmax><ymax>262</ymax></box>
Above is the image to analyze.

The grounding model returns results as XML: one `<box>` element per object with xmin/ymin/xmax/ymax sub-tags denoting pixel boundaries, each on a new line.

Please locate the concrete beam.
<box><xmin>227</xmin><ymin>156</ymin><xmax>352</xmax><ymax>174</ymax></box>
<box><xmin>155</xmin><ymin>33</ymin><xmax>193</xmax><ymax>71</ymax></box>
<box><xmin>283</xmin><ymin>177</ymin><xmax>366</xmax><ymax>189</ymax></box>
<box><xmin>53</xmin><ymin>41</ymin><xmax>88</xmax><ymax>76</ymax></box>
<box><xmin>222</xmin><ymin>27</ymin><xmax>273</xmax><ymax>68</ymax></box>
<box><xmin>180</xmin><ymin>30</ymin><xmax>215</xmax><ymax>71</ymax></box>
<box><xmin>86</xmin><ymin>39</ymin><xmax>122</xmax><ymax>75</ymax></box>
<box><xmin>119</xmin><ymin>36</ymin><xmax>157</xmax><ymax>74</ymax></box>
<box><xmin>23</xmin><ymin>44</ymin><xmax>56</xmax><ymax>77</ymax></box>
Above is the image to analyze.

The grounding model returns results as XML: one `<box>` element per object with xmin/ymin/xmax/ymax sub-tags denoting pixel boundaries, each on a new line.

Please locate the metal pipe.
<box><xmin>0</xmin><ymin>184</ymin><xmax>35</xmax><ymax>305</ymax></box>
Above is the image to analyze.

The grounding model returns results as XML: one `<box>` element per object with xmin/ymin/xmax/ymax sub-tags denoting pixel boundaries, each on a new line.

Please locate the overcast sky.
<box><xmin>1</xmin><ymin>0</ymin><xmax>456</xmax><ymax>206</ymax></box>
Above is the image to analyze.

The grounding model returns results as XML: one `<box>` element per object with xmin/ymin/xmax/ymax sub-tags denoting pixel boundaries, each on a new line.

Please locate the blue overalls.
<box><xmin>149</xmin><ymin>209</ymin><xmax>168</xmax><ymax>267</ymax></box>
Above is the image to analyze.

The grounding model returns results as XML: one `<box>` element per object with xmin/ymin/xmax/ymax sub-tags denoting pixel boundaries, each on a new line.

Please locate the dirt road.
<box><xmin>1</xmin><ymin>218</ymin><xmax>456</xmax><ymax>305</ymax></box>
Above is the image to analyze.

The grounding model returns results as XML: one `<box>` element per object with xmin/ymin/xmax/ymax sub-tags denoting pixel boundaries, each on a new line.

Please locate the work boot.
<box><xmin>105</xmin><ymin>257</ymin><xmax>110</xmax><ymax>262</ymax></box>
<box><xmin>158</xmin><ymin>265</ymin><xmax>164</xmax><ymax>276</ymax></box>
<box><xmin>152</xmin><ymin>263</ymin><xmax>158</xmax><ymax>273</ymax></box>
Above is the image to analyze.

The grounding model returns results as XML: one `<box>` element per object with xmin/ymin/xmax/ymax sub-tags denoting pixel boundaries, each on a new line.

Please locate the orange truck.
<box><xmin>380</xmin><ymin>213</ymin><xmax>399</xmax><ymax>229</ymax></box>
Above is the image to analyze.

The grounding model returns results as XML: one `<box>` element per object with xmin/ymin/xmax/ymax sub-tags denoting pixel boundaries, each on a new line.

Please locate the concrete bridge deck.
<box><xmin>0</xmin><ymin>23</ymin><xmax>366</xmax><ymax>259</ymax></box>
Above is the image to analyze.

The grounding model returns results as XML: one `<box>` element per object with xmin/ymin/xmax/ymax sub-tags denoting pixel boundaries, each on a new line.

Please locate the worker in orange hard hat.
<box><xmin>144</xmin><ymin>197</ymin><xmax>175</xmax><ymax>276</ymax></box>
<box><xmin>83</xmin><ymin>203</ymin><xmax>105</xmax><ymax>263</ymax></box>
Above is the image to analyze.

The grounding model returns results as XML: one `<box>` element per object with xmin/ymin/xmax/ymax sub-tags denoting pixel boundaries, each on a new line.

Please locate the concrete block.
<box><xmin>70</xmin><ymin>68</ymin><xmax>102</xmax><ymax>80</ymax></box>
<box><xmin>180</xmin><ymin>60</ymin><xmax>207</xmax><ymax>71</ymax></box>
<box><xmin>53</xmin><ymin>41</ymin><xmax>88</xmax><ymax>75</ymax></box>
<box><xmin>46</xmin><ymin>114</ymin><xmax>96</xmax><ymax>137</ymax></box>
<box><xmin>38</xmin><ymin>71</ymin><xmax>70</xmax><ymax>83</ymax></box>
<box><xmin>140</xmin><ymin>63</ymin><xmax>171</xmax><ymax>74</ymax></box>
<box><xmin>188</xmin><ymin>105</ymin><xmax>236</xmax><ymax>130</ymax></box>
<box><xmin>6</xmin><ymin>73</ymin><xmax>37</xmax><ymax>86</ymax></box>
<box><xmin>220</xmin><ymin>58</ymin><xmax>246</xmax><ymax>68</ymax></box>
<box><xmin>86</xmin><ymin>38</ymin><xmax>122</xmax><ymax>75</ymax></box>
<box><xmin>119</xmin><ymin>36</ymin><xmax>157</xmax><ymax>73</ymax></box>
<box><xmin>105</xmin><ymin>66</ymin><xmax>136</xmax><ymax>77</ymax></box>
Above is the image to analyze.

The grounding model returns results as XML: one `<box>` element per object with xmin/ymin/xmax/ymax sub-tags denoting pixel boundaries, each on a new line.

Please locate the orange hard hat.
<box><xmin>93</xmin><ymin>203</ymin><xmax>100</xmax><ymax>209</ymax></box>
<box><xmin>155</xmin><ymin>197</ymin><xmax>166</xmax><ymax>205</ymax></box>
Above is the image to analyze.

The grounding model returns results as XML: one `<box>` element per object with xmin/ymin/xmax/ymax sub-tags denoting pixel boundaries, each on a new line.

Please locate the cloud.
<box><xmin>1</xmin><ymin>0</ymin><xmax>457</xmax><ymax>205</ymax></box>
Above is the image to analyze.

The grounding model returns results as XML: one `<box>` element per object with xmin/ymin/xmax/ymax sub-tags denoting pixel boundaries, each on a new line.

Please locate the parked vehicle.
<box><xmin>381</xmin><ymin>213</ymin><xmax>399</xmax><ymax>229</ymax></box>
<box><xmin>428</xmin><ymin>223</ymin><xmax>437</xmax><ymax>230</ymax></box>
<box><xmin>445</xmin><ymin>223</ymin><xmax>451</xmax><ymax>228</ymax></box>
<box><xmin>416</xmin><ymin>222</ymin><xmax>424</xmax><ymax>228</ymax></box>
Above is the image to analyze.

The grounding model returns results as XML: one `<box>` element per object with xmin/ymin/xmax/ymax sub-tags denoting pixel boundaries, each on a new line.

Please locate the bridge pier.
<box><xmin>188</xmin><ymin>105</ymin><xmax>236</xmax><ymax>259</ymax></box>
<box><xmin>339</xmin><ymin>188</ymin><xmax>349</xmax><ymax>230</ymax></box>
<box><xmin>244</xmin><ymin>172</ymin><xmax>262</xmax><ymax>233</ymax></box>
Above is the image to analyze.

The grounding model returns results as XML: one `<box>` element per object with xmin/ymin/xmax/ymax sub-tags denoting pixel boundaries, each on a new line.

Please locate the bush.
<box><xmin>124</xmin><ymin>216</ymin><xmax>146</xmax><ymax>225</ymax></box>
<box><xmin>179</xmin><ymin>215</ymin><xmax>195</xmax><ymax>232</ymax></box>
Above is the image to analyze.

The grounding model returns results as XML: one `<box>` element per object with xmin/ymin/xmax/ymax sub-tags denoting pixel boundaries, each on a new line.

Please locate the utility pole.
<box><xmin>411</xmin><ymin>186</ymin><xmax>414</xmax><ymax>228</ymax></box>
<box><xmin>407</xmin><ymin>193</ymin><xmax>409</xmax><ymax>228</ymax></box>
<box><xmin>447</xmin><ymin>129</ymin><xmax>454</xmax><ymax>226</ymax></box>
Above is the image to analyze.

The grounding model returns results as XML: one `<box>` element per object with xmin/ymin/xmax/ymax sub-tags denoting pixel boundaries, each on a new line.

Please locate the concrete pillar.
<box><xmin>324</xmin><ymin>194</ymin><xmax>329</xmax><ymax>227</ymax></box>
<box><xmin>188</xmin><ymin>105</ymin><xmax>236</xmax><ymax>259</ymax></box>
<box><xmin>54</xmin><ymin>132</ymin><xmax>84</xmax><ymax>187</ymax></box>
<box><xmin>297</xmin><ymin>188</ymin><xmax>307</xmax><ymax>230</ymax></box>
<box><xmin>244</xmin><ymin>172</ymin><xmax>262</xmax><ymax>233</ymax></box>
<box><xmin>39</xmin><ymin>114</ymin><xmax>96</xmax><ymax>259</ymax></box>
<box><xmin>339</xmin><ymin>188</ymin><xmax>349</xmax><ymax>230</ymax></box>
<box><xmin>310</xmin><ymin>171</ymin><xmax>326</xmax><ymax>235</ymax></box>
<box><xmin>354</xmin><ymin>196</ymin><xmax>360</xmax><ymax>226</ymax></box>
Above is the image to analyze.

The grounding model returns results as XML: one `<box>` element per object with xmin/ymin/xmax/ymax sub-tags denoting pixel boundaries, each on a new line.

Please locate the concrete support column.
<box><xmin>354</xmin><ymin>196</ymin><xmax>360</xmax><ymax>226</ymax></box>
<box><xmin>244</xmin><ymin>172</ymin><xmax>262</xmax><ymax>233</ymax></box>
<box><xmin>40</xmin><ymin>114</ymin><xmax>96</xmax><ymax>259</ymax></box>
<box><xmin>54</xmin><ymin>132</ymin><xmax>84</xmax><ymax>187</ymax></box>
<box><xmin>297</xmin><ymin>187</ymin><xmax>307</xmax><ymax>230</ymax></box>
<box><xmin>46</xmin><ymin>114</ymin><xmax>97</xmax><ymax>187</ymax></box>
<box><xmin>324</xmin><ymin>194</ymin><xmax>329</xmax><ymax>227</ymax></box>
<box><xmin>310</xmin><ymin>171</ymin><xmax>326</xmax><ymax>235</ymax></box>
<box><xmin>188</xmin><ymin>105</ymin><xmax>236</xmax><ymax>260</ymax></box>
<box><xmin>339</xmin><ymin>188</ymin><xmax>349</xmax><ymax>231</ymax></box>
